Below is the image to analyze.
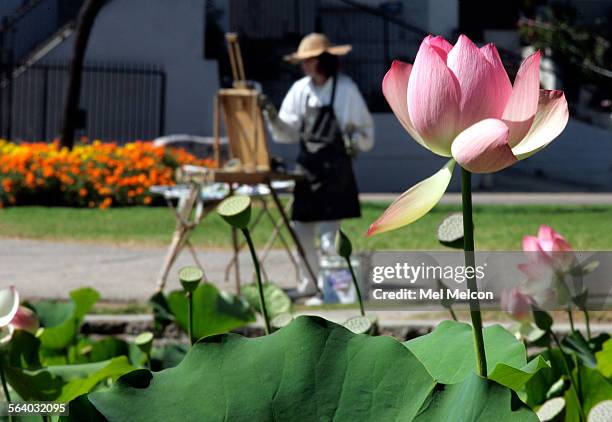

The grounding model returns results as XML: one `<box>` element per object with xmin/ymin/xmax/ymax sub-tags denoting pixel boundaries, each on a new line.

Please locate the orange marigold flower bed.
<box><xmin>0</xmin><ymin>140</ymin><xmax>215</xmax><ymax>208</ymax></box>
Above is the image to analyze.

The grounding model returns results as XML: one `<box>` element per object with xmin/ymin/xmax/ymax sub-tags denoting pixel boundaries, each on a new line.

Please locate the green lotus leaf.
<box><xmin>29</xmin><ymin>287</ymin><xmax>100</xmax><ymax>350</ymax></box>
<box><xmin>562</xmin><ymin>331</ymin><xmax>596</xmax><ymax>368</ymax></box>
<box><xmin>166</xmin><ymin>282</ymin><xmax>255</xmax><ymax>340</ymax></box>
<box><xmin>81</xmin><ymin>316</ymin><xmax>537</xmax><ymax>421</ymax></box>
<box><xmin>149</xmin><ymin>343</ymin><xmax>189</xmax><ymax>370</ymax></box>
<box><xmin>8</xmin><ymin>330</ymin><xmax>41</xmax><ymax>368</ymax></box>
<box><xmin>242</xmin><ymin>281</ymin><xmax>291</xmax><ymax>318</ymax></box>
<box><xmin>564</xmin><ymin>364</ymin><xmax>612</xmax><ymax>421</ymax></box>
<box><xmin>523</xmin><ymin>348</ymin><xmax>566</xmax><ymax>408</ymax></box>
<box><xmin>72</xmin><ymin>337</ymin><xmax>130</xmax><ymax>364</ymax></box>
<box><xmin>596</xmin><ymin>338</ymin><xmax>612</xmax><ymax>378</ymax></box>
<box><xmin>87</xmin><ymin>316</ymin><xmax>437</xmax><ymax>421</ymax></box>
<box><xmin>5</xmin><ymin>356</ymin><xmax>134</xmax><ymax>403</ymax></box>
<box><xmin>415</xmin><ymin>373</ymin><xmax>537</xmax><ymax>421</ymax></box>
<box><xmin>488</xmin><ymin>355</ymin><xmax>550</xmax><ymax>392</ymax></box>
<box><xmin>404</xmin><ymin>320</ymin><xmax>547</xmax><ymax>391</ymax></box>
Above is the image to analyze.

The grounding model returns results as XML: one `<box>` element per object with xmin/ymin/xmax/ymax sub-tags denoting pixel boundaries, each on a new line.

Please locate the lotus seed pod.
<box><xmin>335</xmin><ymin>229</ymin><xmax>352</xmax><ymax>259</ymax></box>
<box><xmin>270</xmin><ymin>313</ymin><xmax>293</xmax><ymax>329</ymax></box>
<box><xmin>588</xmin><ymin>400</ymin><xmax>612</xmax><ymax>422</ymax></box>
<box><xmin>179</xmin><ymin>266</ymin><xmax>204</xmax><ymax>293</ymax></box>
<box><xmin>135</xmin><ymin>331</ymin><xmax>154</xmax><ymax>355</ymax></box>
<box><xmin>343</xmin><ymin>315</ymin><xmax>372</xmax><ymax>334</ymax></box>
<box><xmin>437</xmin><ymin>213</ymin><xmax>464</xmax><ymax>249</ymax></box>
<box><xmin>217</xmin><ymin>195</ymin><xmax>252</xmax><ymax>229</ymax></box>
<box><xmin>536</xmin><ymin>397</ymin><xmax>565</xmax><ymax>421</ymax></box>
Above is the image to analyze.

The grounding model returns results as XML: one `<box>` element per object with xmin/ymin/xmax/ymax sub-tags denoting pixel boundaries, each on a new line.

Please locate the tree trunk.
<box><xmin>59</xmin><ymin>0</ymin><xmax>106</xmax><ymax>150</ymax></box>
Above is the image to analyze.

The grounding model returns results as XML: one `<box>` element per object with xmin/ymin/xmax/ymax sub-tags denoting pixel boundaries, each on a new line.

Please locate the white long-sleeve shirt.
<box><xmin>266</xmin><ymin>74</ymin><xmax>374</xmax><ymax>151</ymax></box>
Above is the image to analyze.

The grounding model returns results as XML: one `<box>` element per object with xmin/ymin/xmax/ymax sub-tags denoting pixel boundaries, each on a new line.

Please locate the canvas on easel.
<box><xmin>215</xmin><ymin>88</ymin><xmax>271</xmax><ymax>172</ymax></box>
<box><xmin>212</xmin><ymin>32</ymin><xmax>271</xmax><ymax>172</ymax></box>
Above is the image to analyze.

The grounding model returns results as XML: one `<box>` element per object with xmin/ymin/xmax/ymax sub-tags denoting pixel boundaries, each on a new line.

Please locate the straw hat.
<box><xmin>284</xmin><ymin>33</ymin><xmax>352</xmax><ymax>63</ymax></box>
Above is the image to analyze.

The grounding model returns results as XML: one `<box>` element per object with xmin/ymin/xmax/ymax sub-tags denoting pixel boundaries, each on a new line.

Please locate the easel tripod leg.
<box><xmin>267</xmin><ymin>183</ymin><xmax>320</xmax><ymax>294</ymax></box>
<box><xmin>156</xmin><ymin>226</ymin><xmax>189</xmax><ymax>293</ymax></box>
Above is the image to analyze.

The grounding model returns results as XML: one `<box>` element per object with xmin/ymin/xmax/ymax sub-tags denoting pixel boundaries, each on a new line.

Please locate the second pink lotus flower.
<box><xmin>369</xmin><ymin>35</ymin><xmax>569</xmax><ymax>235</ymax></box>
<box><xmin>0</xmin><ymin>286</ymin><xmax>39</xmax><ymax>344</ymax></box>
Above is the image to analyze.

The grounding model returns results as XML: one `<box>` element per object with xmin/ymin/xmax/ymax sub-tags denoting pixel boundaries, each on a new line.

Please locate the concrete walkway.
<box><xmin>3</xmin><ymin>192</ymin><xmax>612</xmax><ymax>302</ymax></box>
<box><xmin>2</xmin><ymin>238</ymin><xmax>296</xmax><ymax>301</ymax></box>
<box><xmin>4</xmin><ymin>238</ymin><xmax>612</xmax><ymax>335</ymax></box>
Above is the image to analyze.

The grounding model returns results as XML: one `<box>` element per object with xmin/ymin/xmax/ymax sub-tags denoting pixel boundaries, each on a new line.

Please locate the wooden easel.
<box><xmin>211</xmin><ymin>33</ymin><xmax>319</xmax><ymax>295</ymax></box>
<box><xmin>217</xmin><ymin>88</ymin><xmax>269</xmax><ymax>172</ymax></box>
<box><xmin>225</xmin><ymin>33</ymin><xmax>246</xmax><ymax>88</ymax></box>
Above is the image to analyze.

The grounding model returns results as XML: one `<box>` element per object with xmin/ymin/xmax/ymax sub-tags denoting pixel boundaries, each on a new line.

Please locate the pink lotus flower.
<box><xmin>11</xmin><ymin>306</ymin><xmax>39</xmax><ymax>334</ymax></box>
<box><xmin>0</xmin><ymin>286</ymin><xmax>20</xmax><ymax>344</ymax></box>
<box><xmin>518</xmin><ymin>226</ymin><xmax>576</xmax><ymax>308</ymax></box>
<box><xmin>368</xmin><ymin>35</ymin><xmax>569</xmax><ymax>236</ymax></box>
<box><xmin>520</xmin><ymin>225</ymin><xmax>575</xmax><ymax>273</ymax></box>
<box><xmin>523</xmin><ymin>225</ymin><xmax>572</xmax><ymax>256</ymax></box>
<box><xmin>0</xmin><ymin>286</ymin><xmax>19</xmax><ymax>328</ymax></box>
<box><xmin>501</xmin><ymin>288</ymin><xmax>533</xmax><ymax>322</ymax></box>
<box><xmin>0</xmin><ymin>287</ymin><xmax>40</xmax><ymax>344</ymax></box>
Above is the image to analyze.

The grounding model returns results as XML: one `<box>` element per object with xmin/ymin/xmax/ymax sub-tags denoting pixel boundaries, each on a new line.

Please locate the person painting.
<box><xmin>262</xmin><ymin>33</ymin><xmax>374</xmax><ymax>299</ymax></box>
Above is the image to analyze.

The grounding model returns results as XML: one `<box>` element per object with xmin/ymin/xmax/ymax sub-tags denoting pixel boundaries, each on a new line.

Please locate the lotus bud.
<box><xmin>335</xmin><ymin>229</ymin><xmax>352</xmax><ymax>259</ymax></box>
<box><xmin>501</xmin><ymin>288</ymin><xmax>533</xmax><ymax>322</ymax></box>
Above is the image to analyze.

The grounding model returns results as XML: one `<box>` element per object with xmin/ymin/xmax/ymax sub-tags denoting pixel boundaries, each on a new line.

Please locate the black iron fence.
<box><xmin>317</xmin><ymin>2</ymin><xmax>426</xmax><ymax>111</ymax></box>
<box><xmin>0</xmin><ymin>61</ymin><xmax>166</xmax><ymax>142</ymax></box>
<box><xmin>220</xmin><ymin>0</ymin><xmax>431</xmax><ymax>112</ymax></box>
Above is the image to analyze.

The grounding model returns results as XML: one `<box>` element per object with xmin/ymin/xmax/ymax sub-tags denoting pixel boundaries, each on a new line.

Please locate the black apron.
<box><xmin>291</xmin><ymin>76</ymin><xmax>361</xmax><ymax>222</ymax></box>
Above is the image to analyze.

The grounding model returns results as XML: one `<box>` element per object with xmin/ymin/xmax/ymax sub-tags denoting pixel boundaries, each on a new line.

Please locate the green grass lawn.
<box><xmin>0</xmin><ymin>202</ymin><xmax>610</xmax><ymax>250</ymax></box>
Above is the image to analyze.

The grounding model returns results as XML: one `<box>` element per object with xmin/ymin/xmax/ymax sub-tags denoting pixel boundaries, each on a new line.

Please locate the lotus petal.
<box><xmin>447</xmin><ymin>35</ymin><xmax>510</xmax><ymax>129</ymax></box>
<box><xmin>382</xmin><ymin>61</ymin><xmax>428</xmax><ymax>149</ymax></box>
<box><xmin>0</xmin><ymin>325</ymin><xmax>14</xmax><ymax>345</ymax></box>
<box><xmin>0</xmin><ymin>286</ymin><xmax>19</xmax><ymax>328</ymax></box>
<box><xmin>11</xmin><ymin>306</ymin><xmax>39</xmax><ymax>334</ymax></box>
<box><xmin>368</xmin><ymin>160</ymin><xmax>455</xmax><ymax>236</ymax></box>
<box><xmin>426</xmin><ymin>35</ymin><xmax>453</xmax><ymax>60</ymax></box>
<box><xmin>451</xmin><ymin>119</ymin><xmax>517</xmax><ymax>173</ymax></box>
<box><xmin>407</xmin><ymin>38</ymin><xmax>460</xmax><ymax>156</ymax></box>
<box><xmin>512</xmin><ymin>90</ymin><xmax>569</xmax><ymax>160</ymax></box>
<box><xmin>522</xmin><ymin>235</ymin><xmax>543</xmax><ymax>254</ymax></box>
<box><xmin>502</xmin><ymin>52</ymin><xmax>542</xmax><ymax>146</ymax></box>
<box><xmin>480</xmin><ymin>43</ymin><xmax>513</xmax><ymax>111</ymax></box>
<box><xmin>537</xmin><ymin>225</ymin><xmax>572</xmax><ymax>252</ymax></box>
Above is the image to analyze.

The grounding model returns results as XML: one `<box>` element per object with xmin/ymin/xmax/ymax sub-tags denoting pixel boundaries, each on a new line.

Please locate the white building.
<box><xmin>1</xmin><ymin>0</ymin><xmax>610</xmax><ymax>191</ymax></box>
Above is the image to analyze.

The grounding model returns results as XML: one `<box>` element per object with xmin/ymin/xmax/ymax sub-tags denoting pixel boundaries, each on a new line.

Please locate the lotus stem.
<box><xmin>574</xmin><ymin>355</ymin><xmax>583</xmax><ymax>402</ymax></box>
<box><xmin>567</xmin><ymin>304</ymin><xmax>575</xmax><ymax>332</ymax></box>
<box><xmin>583</xmin><ymin>309</ymin><xmax>592</xmax><ymax>340</ymax></box>
<box><xmin>242</xmin><ymin>228</ymin><xmax>271</xmax><ymax>334</ymax></box>
<box><xmin>461</xmin><ymin>168</ymin><xmax>488</xmax><ymax>378</ymax></box>
<box><xmin>0</xmin><ymin>360</ymin><xmax>13</xmax><ymax>422</ymax></box>
<box><xmin>448</xmin><ymin>307</ymin><xmax>458</xmax><ymax>322</ymax></box>
<box><xmin>551</xmin><ymin>331</ymin><xmax>586</xmax><ymax>421</ymax></box>
<box><xmin>187</xmin><ymin>291</ymin><xmax>194</xmax><ymax>345</ymax></box>
<box><xmin>345</xmin><ymin>257</ymin><xmax>365</xmax><ymax>317</ymax></box>
<box><xmin>145</xmin><ymin>352</ymin><xmax>151</xmax><ymax>370</ymax></box>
